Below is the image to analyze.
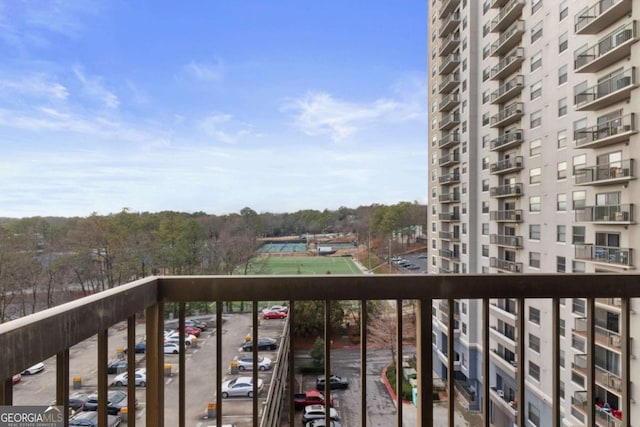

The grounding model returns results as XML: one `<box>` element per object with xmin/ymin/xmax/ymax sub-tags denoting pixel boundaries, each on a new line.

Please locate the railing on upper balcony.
<box><xmin>0</xmin><ymin>275</ymin><xmax>638</xmax><ymax>427</ymax></box>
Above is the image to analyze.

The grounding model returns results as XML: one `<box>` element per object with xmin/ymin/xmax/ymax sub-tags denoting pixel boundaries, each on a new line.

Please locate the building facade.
<box><xmin>428</xmin><ymin>0</ymin><xmax>639</xmax><ymax>425</ymax></box>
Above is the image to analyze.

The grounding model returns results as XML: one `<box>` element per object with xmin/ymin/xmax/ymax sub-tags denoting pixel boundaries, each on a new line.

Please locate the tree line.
<box><xmin>0</xmin><ymin>202</ymin><xmax>426</xmax><ymax>321</ymax></box>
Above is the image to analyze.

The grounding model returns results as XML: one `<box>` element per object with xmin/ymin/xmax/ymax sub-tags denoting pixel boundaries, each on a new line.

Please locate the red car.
<box><xmin>177</xmin><ymin>326</ymin><xmax>201</xmax><ymax>337</ymax></box>
<box><xmin>262</xmin><ymin>310</ymin><xmax>287</xmax><ymax>320</ymax></box>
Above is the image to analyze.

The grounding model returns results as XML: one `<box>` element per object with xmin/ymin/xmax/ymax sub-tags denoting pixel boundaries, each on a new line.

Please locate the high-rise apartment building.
<box><xmin>428</xmin><ymin>0</ymin><xmax>638</xmax><ymax>425</ymax></box>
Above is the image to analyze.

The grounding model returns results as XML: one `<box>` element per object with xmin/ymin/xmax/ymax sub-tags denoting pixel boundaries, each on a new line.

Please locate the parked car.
<box><xmin>236</xmin><ymin>355</ymin><xmax>272</xmax><ymax>371</ymax></box>
<box><xmin>183</xmin><ymin>326</ymin><xmax>201</xmax><ymax>337</ymax></box>
<box><xmin>221</xmin><ymin>376</ymin><xmax>264</xmax><ymax>398</ymax></box>
<box><xmin>69</xmin><ymin>411</ymin><xmax>121</xmax><ymax>427</ymax></box>
<box><xmin>293</xmin><ymin>390</ymin><xmax>333</xmax><ymax>409</ymax></box>
<box><xmin>21</xmin><ymin>362</ymin><xmax>45</xmax><ymax>375</ymax></box>
<box><xmin>305</xmin><ymin>420</ymin><xmax>342</xmax><ymax>427</ymax></box>
<box><xmin>185</xmin><ymin>319</ymin><xmax>208</xmax><ymax>330</ymax></box>
<box><xmin>107</xmin><ymin>360</ymin><xmax>128</xmax><ymax>374</ymax></box>
<box><xmin>164</xmin><ymin>343</ymin><xmax>180</xmax><ymax>354</ymax></box>
<box><xmin>12</xmin><ymin>374</ymin><xmax>21</xmax><ymax>384</ymax></box>
<box><xmin>315</xmin><ymin>375</ymin><xmax>349</xmax><ymax>390</ymax></box>
<box><xmin>241</xmin><ymin>337</ymin><xmax>277</xmax><ymax>351</ymax></box>
<box><xmin>112</xmin><ymin>368</ymin><xmax>147</xmax><ymax>387</ymax></box>
<box><xmin>262</xmin><ymin>310</ymin><xmax>287</xmax><ymax>320</ymax></box>
<box><xmin>123</xmin><ymin>342</ymin><xmax>146</xmax><ymax>354</ymax></box>
<box><xmin>84</xmin><ymin>390</ymin><xmax>133</xmax><ymax>415</ymax></box>
<box><xmin>301</xmin><ymin>404</ymin><xmax>339</xmax><ymax>424</ymax></box>
<box><xmin>165</xmin><ymin>332</ymin><xmax>198</xmax><ymax>344</ymax></box>
<box><xmin>68</xmin><ymin>392</ymin><xmax>90</xmax><ymax>412</ymax></box>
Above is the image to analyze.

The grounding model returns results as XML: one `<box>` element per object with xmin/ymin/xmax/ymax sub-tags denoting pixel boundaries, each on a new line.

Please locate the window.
<box><xmin>530</xmin><ymin>80</ymin><xmax>542</xmax><ymax>99</ymax></box>
<box><xmin>530</xmin><ymin>138</ymin><xmax>542</xmax><ymax>156</ymax></box>
<box><xmin>530</xmin><ymin>251</ymin><xmax>541</xmax><ymax>268</ymax></box>
<box><xmin>558</xmin><ymin>64</ymin><xmax>568</xmax><ymax>85</ymax></box>
<box><xmin>531</xmin><ymin>51</ymin><xmax>542</xmax><ymax>72</ymax></box>
<box><xmin>572</xmin><ymin>226</ymin><xmax>585</xmax><ymax>244</ymax></box>
<box><xmin>572</xmin><ymin>153</ymin><xmax>586</xmax><ymax>175</ymax></box>
<box><xmin>573</xmin><ymin>261</ymin><xmax>586</xmax><ymax>272</ymax></box>
<box><xmin>530</xmin><ymin>196</ymin><xmax>541</xmax><ymax>212</ymax></box>
<box><xmin>482</xmin><ymin>245</ymin><xmax>489</xmax><ymax>257</ymax></box>
<box><xmin>482</xmin><ymin>90</ymin><xmax>489</xmax><ymax>104</ymax></box>
<box><xmin>559</xmin><ymin>32</ymin><xmax>568</xmax><ymax>53</ymax></box>
<box><xmin>482</xmin><ymin>112</ymin><xmax>489</xmax><ymax>126</ymax></box>
<box><xmin>529</xmin><ymin>224</ymin><xmax>541</xmax><ymax>240</ymax></box>
<box><xmin>572</xmin><ymin>335</ymin><xmax>585</xmax><ymax>352</ymax></box>
<box><xmin>482</xmin><ymin>134</ymin><xmax>489</xmax><ymax>148</ymax></box>
<box><xmin>482</xmin><ymin>223</ymin><xmax>489</xmax><ymax>235</ymax></box>
<box><xmin>530</xmin><ymin>167</ymin><xmax>541</xmax><ymax>184</ymax></box>
<box><xmin>531</xmin><ymin>21</ymin><xmax>543</xmax><ymax>43</ymax></box>
<box><xmin>482</xmin><ymin>201</ymin><xmax>489</xmax><ymax>213</ymax></box>
<box><xmin>529</xmin><ymin>306</ymin><xmax>540</xmax><ymax>324</ymax></box>
<box><xmin>557</xmin><ymin>256</ymin><xmax>566</xmax><ymax>272</ymax></box>
<box><xmin>559</xmin><ymin>0</ymin><xmax>568</xmax><ymax>21</ymax></box>
<box><xmin>462</xmin><ymin>243</ymin><xmax>467</xmax><ymax>254</ymax></box>
<box><xmin>557</xmin><ymin>225</ymin><xmax>566</xmax><ymax>242</ymax></box>
<box><xmin>572</xmin><ymin>190</ymin><xmax>586</xmax><ymax>209</ymax></box>
<box><xmin>532</xmin><ymin>0</ymin><xmax>542</xmax><ymax>14</ymax></box>
<box><xmin>529</xmin><ymin>361</ymin><xmax>541</xmax><ymax>382</ymax></box>
<box><xmin>482</xmin><ymin>157</ymin><xmax>489</xmax><ymax>170</ymax></box>
<box><xmin>529</xmin><ymin>334</ymin><xmax>540</xmax><ymax>352</ymax></box>
<box><xmin>482</xmin><ymin>179</ymin><xmax>489</xmax><ymax>191</ymax></box>
<box><xmin>557</xmin><ymin>193</ymin><xmax>567</xmax><ymax>211</ymax></box>
<box><xmin>483</xmin><ymin>23</ymin><xmax>490</xmax><ymax>37</ymax></box>
<box><xmin>572</xmin><ymin>298</ymin><xmax>586</xmax><ymax>315</ymax></box>
<box><xmin>482</xmin><ymin>44</ymin><xmax>491</xmax><ymax>59</ymax></box>
<box><xmin>559</xmin><ymin>318</ymin><xmax>565</xmax><ymax>336</ymax></box>
<box><xmin>530</xmin><ymin>110</ymin><xmax>542</xmax><ymax>128</ymax></box>
<box><xmin>528</xmin><ymin>402</ymin><xmax>541</xmax><ymax>426</ymax></box>
<box><xmin>558</xmin><ymin>98</ymin><xmax>567</xmax><ymax>116</ymax></box>
<box><xmin>557</xmin><ymin>129</ymin><xmax>567</xmax><ymax>148</ymax></box>
<box><xmin>557</xmin><ymin>161</ymin><xmax>567</xmax><ymax>179</ymax></box>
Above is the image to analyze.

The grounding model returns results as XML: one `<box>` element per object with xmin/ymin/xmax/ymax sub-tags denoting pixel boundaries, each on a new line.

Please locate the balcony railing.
<box><xmin>439</xmin><ymin>172</ymin><xmax>460</xmax><ymax>185</ymax></box>
<box><xmin>574</xmin><ymin>113</ymin><xmax>637</xmax><ymax>149</ymax></box>
<box><xmin>0</xmin><ymin>274</ymin><xmax>638</xmax><ymax>427</ymax></box>
<box><xmin>490</xmin><ymin>129</ymin><xmax>524</xmax><ymax>151</ymax></box>
<box><xmin>490</xmin><ymin>20</ymin><xmax>525</xmax><ymax>57</ymax></box>
<box><xmin>490</xmin><ymin>183</ymin><xmax>523</xmax><ymax>198</ymax></box>
<box><xmin>439</xmin><ymin>73</ymin><xmax>460</xmax><ymax>94</ymax></box>
<box><xmin>439</xmin><ymin>112</ymin><xmax>461</xmax><ymax>130</ymax></box>
<box><xmin>490</xmin><ymin>156</ymin><xmax>524</xmax><ymax>174</ymax></box>
<box><xmin>439</xmin><ymin>211</ymin><xmax>460</xmax><ymax>221</ymax></box>
<box><xmin>490</xmin><ymin>75</ymin><xmax>524</xmax><ymax>104</ymax></box>
<box><xmin>439</xmin><ymin>230</ymin><xmax>460</xmax><ymax>241</ymax></box>
<box><xmin>574</xmin><ymin>204</ymin><xmax>634</xmax><ymax>223</ymax></box>
<box><xmin>575</xmin><ymin>0</ymin><xmax>633</xmax><ymax>35</ymax></box>
<box><xmin>574</xmin><ymin>22</ymin><xmax>638</xmax><ymax>73</ymax></box>
<box><xmin>439</xmin><ymin>131</ymin><xmax>460</xmax><ymax>148</ymax></box>
<box><xmin>439</xmin><ymin>32</ymin><xmax>460</xmax><ymax>56</ymax></box>
<box><xmin>490</xmin><ymin>0</ymin><xmax>525</xmax><ymax>33</ymax></box>
<box><xmin>490</xmin><ymin>234</ymin><xmax>523</xmax><ymax>248</ymax></box>
<box><xmin>439</xmin><ymin>152</ymin><xmax>460</xmax><ymax>166</ymax></box>
<box><xmin>438</xmin><ymin>192</ymin><xmax>461</xmax><ymax>203</ymax></box>
<box><xmin>574</xmin><ymin>67</ymin><xmax>637</xmax><ymax>111</ymax></box>
<box><xmin>490</xmin><ymin>257</ymin><xmax>522</xmax><ymax>272</ymax></box>
<box><xmin>439</xmin><ymin>249</ymin><xmax>460</xmax><ymax>261</ymax></box>
<box><xmin>490</xmin><ymin>102</ymin><xmax>524</xmax><ymax>128</ymax></box>
<box><xmin>490</xmin><ymin>47</ymin><xmax>525</xmax><ymax>80</ymax></box>
<box><xmin>439</xmin><ymin>0</ymin><xmax>460</xmax><ymax>19</ymax></box>
<box><xmin>439</xmin><ymin>11</ymin><xmax>461</xmax><ymax>37</ymax></box>
<box><xmin>438</xmin><ymin>92</ymin><xmax>460</xmax><ymax>111</ymax></box>
<box><xmin>575</xmin><ymin>159</ymin><xmax>634</xmax><ymax>185</ymax></box>
<box><xmin>575</xmin><ymin>244</ymin><xmax>633</xmax><ymax>267</ymax></box>
<box><xmin>439</xmin><ymin>53</ymin><xmax>461</xmax><ymax>75</ymax></box>
<box><xmin>490</xmin><ymin>209</ymin><xmax>523</xmax><ymax>222</ymax></box>
<box><xmin>574</xmin><ymin>318</ymin><xmax>623</xmax><ymax>352</ymax></box>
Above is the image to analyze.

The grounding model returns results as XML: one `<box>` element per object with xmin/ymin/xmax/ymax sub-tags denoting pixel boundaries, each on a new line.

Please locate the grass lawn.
<box><xmin>246</xmin><ymin>256</ymin><xmax>363</xmax><ymax>275</ymax></box>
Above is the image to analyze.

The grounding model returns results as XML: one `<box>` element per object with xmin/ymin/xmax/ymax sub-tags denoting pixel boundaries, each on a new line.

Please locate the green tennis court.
<box><xmin>246</xmin><ymin>256</ymin><xmax>362</xmax><ymax>275</ymax></box>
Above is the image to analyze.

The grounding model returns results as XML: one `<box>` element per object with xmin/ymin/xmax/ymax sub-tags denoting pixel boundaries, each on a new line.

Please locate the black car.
<box><xmin>84</xmin><ymin>390</ymin><xmax>133</xmax><ymax>415</ymax></box>
<box><xmin>69</xmin><ymin>411</ymin><xmax>121</xmax><ymax>427</ymax></box>
<box><xmin>316</xmin><ymin>374</ymin><xmax>349</xmax><ymax>390</ymax></box>
<box><xmin>107</xmin><ymin>360</ymin><xmax>127</xmax><ymax>374</ymax></box>
<box><xmin>68</xmin><ymin>392</ymin><xmax>90</xmax><ymax>412</ymax></box>
<box><xmin>241</xmin><ymin>337</ymin><xmax>277</xmax><ymax>351</ymax></box>
<box><xmin>123</xmin><ymin>342</ymin><xmax>146</xmax><ymax>354</ymax></box>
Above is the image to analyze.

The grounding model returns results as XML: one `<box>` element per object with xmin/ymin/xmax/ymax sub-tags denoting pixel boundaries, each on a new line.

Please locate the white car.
<box><xmin>112</xmin><ymin>368</ymin><xmax>146</xmax><ymax>387</ymax></box>
<box><xmin>21</xmin><ymin>362</ymin><xmax>45</xmax><ymax>375</ymax></box>
<box><xmin>165</xmin><ymin>332</ymin><xmax>197</xmax><ymax>345</ymax></box>
<box><xmin>164</xmin><ymin>343</ymin><xmax>180</xmax><ymax>354</ymax></box>
<box><xmin>221</xmin><ymin>376</ymin><xmax>263</xmax><ymax>398</ymax></box>
<box><xmin>302</xmin><ymin>405</ymin><xmax>339</xmax><ymax>424</ymax></box>
<box><xmin>236</xmin><ymin>355</ymin><xmax>272</xmax><ymax>371</ymax></box>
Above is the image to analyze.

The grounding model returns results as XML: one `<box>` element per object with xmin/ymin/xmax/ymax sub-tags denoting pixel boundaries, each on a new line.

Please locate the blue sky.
<box><xmin>0</xmin><ymin>1</ymin><xmax>427</xmax><ymax>218</ymax></box>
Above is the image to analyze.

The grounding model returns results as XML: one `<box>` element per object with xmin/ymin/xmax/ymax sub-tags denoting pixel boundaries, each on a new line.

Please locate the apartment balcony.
<box><xmin>439</xmin><ymin>112</ymin><xmax>461</xmax><ymax>130</ymax></box>
<box><xmin>490</xmin><ymin>183</ymin><xmax>524</xmax><ymax>198</ymax></box>
<box><xmin>439</xmin><ymin>73</ymin><xmax>460</xmax><ymax>94</ymax></box>
<box><xmin>574</xmin><ymin>204</ymin><xmax>634</xmax><ymax>224</ymax></box>
<box><xmin>439</xmin><ymin>192</ymin><xmax>461</xmax><ymax>203</ymax></box>
<box><xmin>575</xmin><ymin>22</ymin><xmax>638</xmax><ymax>73</ymax></box>
<box><xmin>1</xmin><ymin>273</ymin><xmax>638</xmax><ymax>427</ymax></box>
<box><xmin>439</xmin><ymin>53</ymin><xmax>461</xmax><ymax>75</ymax></box>
<box><xmin>490</xmin><ymin>209</ymin><xmax>523</xmax><ymax>222</ymax></box>
<box><xmin>490</xmin><ymin>20</ymin><xmax>525</xmax><ymax>57</ymax></box>
<box><xmin>490</xmin><ymin>387</ymin><xmax>518</xmax><ymax>418</ymax></box>
<box><xmin>490</xmin><ymin>102</ymin><xmax>524</xmax><ymax>128</ymax></box>
<box><xmin>439</xmin><ymin>211</ymin><xmax>461</xmax><ymax>222</ymax></box>
<box><xmin>438</xmin><ymin>131</ymin><xmax>460</xmax><ymax>149</ymax></box>
<box><xmin>491</xmin><ymin>299</ymin><xmax>518</xmax><ymax>316</ymax></box>
<box><xmin>575</xmin><ymin>0</ymin><xmax>633</xmax><ymax>35</ymax></box>
<box><xmin>574</xmin><ymin>113</ymin><xmax>637</xmax><ymax>148</ymax></box>
<box><xmin>489</xmin><ymin>325</ymin><xmax>516</xmax><ymax>352</ymax></box>
<box><xmin>490</xmin><ymin>0</ymin><xmax>509</xmax><ymax>8</ymax></box>
<box><xmin>439</xmin><ymin>249</ymin><xmax>460</xmax><ymax>261</ymax></box>
<box><xmin>490</xmin><ymin>47</ymin><xmax>525</xmax><ymax>81</ymax></box>
<box><xmin>490</xmin><ymin>257</ymin><xmax>522</xmax><ymax>273</ymax></box>
<box><xmin>439</xmin><ymin>0</ymin><xmax>460</xmax><ymax>19</ymax></box>
<box><xmin>439</xmin><ymin>32</ymin><xmax>460</xmax><ymax>56</ymax></box>
<box><xmin>439</xmin><ymin>172</ymin><xmax>460</xmax><ymax>185</ymax></box>
<box><xmin>438</xmin><ymin>92</ymin><xmax>460</xmax><ymax>112</ymax></box>
<box><xmin>575</xmin><ymin>67</ymin><xmax>637</xmax><ymax>111</ymax></box>
<box><xmin>439</xmin><ymin>11</ymin><xmax>461</xmax><ymax>38</ymax></box>
<box><xmin>596</xmin><ymin>297</ymin><xmax>623</xmax><ymax>310</ymax></box>
<box><xmin>439</xmin><ymin>152</ymin><xmax>460</xmax><ymax>167</ymax></box>
<box><xmin>490</xmin><ymin>156</ymin><xmax>524</xmax><ymax>175</ymax></box>
<box><xmin>490</xmin><ymin>129</ymin><xmax>524</xmax><ymax>151</ymax></box>
<box><xmin>490</xmin><ymin>75</ymin><xmax>524</xmax><ymax>104</ymax></box>
<box><xmin>575</xmin><ymin>244</ymin><xmax>633</xmax><ymax>267</ymax></box>
<box><xmin>439</xmin><ymin>230</ymin><xmax>460</xmax><ymax>241</ymax></box>
<box><xmin>575</xmin><ymin>159</ymin><xmax>634</xmax><ymax>185</ymax></box>
<box><xmin>574</xmin><ymin>317</ymin><xmax>623</xmax><ymax>353</ymax></box>
<box><xmin>490</xmin><ymin>234</ymin><xmax>523</xmax><ymax>248</ymax></box>
<box><xmin>490</xmin><ymin>0</ymin><xmax>525</xmax><ymax>33</ymax></box>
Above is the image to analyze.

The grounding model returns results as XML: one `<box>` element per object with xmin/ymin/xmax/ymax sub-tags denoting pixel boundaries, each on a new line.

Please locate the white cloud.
<box><xmin>185</xmin><ymin>60</ymin><xmax>224</xmax><ymax>82</ymax></box>
<box><xmin>0</xmin><ymin>74</ymin><xmax>69</xmax><ymax>100</ymax></box>
<box><xmin>73</xmin><ymin>66</ymin><xmax>119</xmax><ymax>109</ymax></box>
<box><xmin>199</xmin><ymin>113</ymin><xmax>257</xmax><ymax>144</ymax></box>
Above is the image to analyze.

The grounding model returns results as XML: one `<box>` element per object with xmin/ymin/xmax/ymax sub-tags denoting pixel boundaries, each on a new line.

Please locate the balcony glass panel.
<box><xmin>574</xmin><ymin>67</ymin><xmax>637</xmax><ymax>111</ymax></box>
<box><xmin>575</xmin><ymin>0</ymin><xmax>632</xmax><ymax>35</ymax></box>
<box><xmin>574</xmin><ymin>113</ymin><xmax>636</xmax><ymax>148</ymax></box>
<box><xmin>574</xmin><ymin>21</ymin><xmax>638</xmax><ymax>73</ymax></box>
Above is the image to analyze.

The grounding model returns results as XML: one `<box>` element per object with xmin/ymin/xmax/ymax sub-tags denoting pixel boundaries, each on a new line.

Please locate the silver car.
<box><xmin>221</xmin><ymin>376</ymin><xmax>264</xmax><ymax>398</ymax></box>
<box><xmin>236</xmin><ymin>355</ymin><xmax>272</xmax><ymax>371</ymax></box>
